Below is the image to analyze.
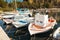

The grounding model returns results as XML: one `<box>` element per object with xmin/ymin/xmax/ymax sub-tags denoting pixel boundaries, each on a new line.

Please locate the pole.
<box><xmin>15</xmin><ymin>0</ymin><xmax>17</xmax><ymax>10</ymax></box>
<box><xmin>6</xmin><ymin>0</ymin><xmax>8</xmax><ymax>8</ymax></box>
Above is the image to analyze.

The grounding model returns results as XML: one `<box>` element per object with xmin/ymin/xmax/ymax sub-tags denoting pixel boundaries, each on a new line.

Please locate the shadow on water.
<box><xmin>31</xmin><ymin>22</ymin><xmax>60</xmax><ymax>40</ymax></box>
<box><xmin>0</xmin><ymin>19</ymin><xmax>60</xmax><ymax>40</ymax></box>
<box><xmin>54</xmin><ymin>23</ymin><xmax>60</xmax><ymax>29</ymax></box>
<box><xmin>9</xmin><ymin>22</ymin><xmax>60</xmax><ymax>40</ymax></box>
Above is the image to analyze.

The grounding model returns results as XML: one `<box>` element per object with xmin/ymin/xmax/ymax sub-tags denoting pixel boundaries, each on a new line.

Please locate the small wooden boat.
<box><xmin>12</xmin><ymin>20</ymin><xmax>29</xmax><ymax>28</ymax></box>
<box><xmin>2</xmin><ymin>12</ymin><xmax>16</xmax><ymax>19</ymax></box>
<box><xmin>2</xmin><ymin>15</ymin><xmax>14</xmax><ymax>19</ymax></box>
<box><xmin>28</xmin><ymin>18</ymin><xmax>56</xmax><ymax>35</ymax></box>
<box><xmin>3</xmin><ymin>19</ymin><xmax>14</xmax><ymax>24</ymax></box>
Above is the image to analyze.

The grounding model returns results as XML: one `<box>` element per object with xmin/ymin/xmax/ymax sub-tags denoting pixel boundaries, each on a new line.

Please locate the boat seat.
<box><xmin>0</xmin><ymin>26</ymin><xmax>12</xmax><ymax>40</ymax></box>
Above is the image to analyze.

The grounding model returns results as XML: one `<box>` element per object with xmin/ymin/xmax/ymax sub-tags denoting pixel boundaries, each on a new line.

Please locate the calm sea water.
<box><xmin>0</xmin><ymin>20</ymin><xmax>60</xmax><ymax>40</ymax></box>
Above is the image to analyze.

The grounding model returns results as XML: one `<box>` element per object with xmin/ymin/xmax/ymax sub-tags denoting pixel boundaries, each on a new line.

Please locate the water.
<box><xmin>54</xmin><ymin>23</ymin><xmax>60</xmax><ymax>29</ymax></box>
<box><xmin>0</xmin><ymin>20</ymin><xmax>60</xmax><ymax>40</ymax></box>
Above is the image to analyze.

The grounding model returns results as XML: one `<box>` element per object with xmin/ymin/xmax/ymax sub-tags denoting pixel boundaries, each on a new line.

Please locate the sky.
<box><xmin>4</xmin><ymin>0</ymin><xmax>23</xmax><ymax>3</ymax></box>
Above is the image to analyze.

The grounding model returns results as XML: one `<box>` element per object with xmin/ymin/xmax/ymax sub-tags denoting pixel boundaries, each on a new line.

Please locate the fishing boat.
<box><xmin>13</xmin><ymin>15</ymin><xmax>34</xmax><ymax>28</ymax></box>
<box><xmin>28</xmin><ymin>13</ymin><xmax>57</xmax><ymax>35</ymax></box>
<box><xmin>3</xmin><ymin>19</ymin><xmax>14</xmax><ymax>24</ymax></box>
<box><xmin>1</xmin><ymin>12</ymin><xmax>15</xmax><ymax>24</ymax></box>
<box><xmin>2</xmin><ymin>12</ymin><xmax>15</xmax><ymax>19</ymax></box>
<box><xmin>12</xmin><ymin>20</ymin><xmax>29</xmax><ymax>28</ymax></box>
<box><xmin>18</xmin><ymin>8</ymin><xmax>32</xmax><ymax>16</ymax></box>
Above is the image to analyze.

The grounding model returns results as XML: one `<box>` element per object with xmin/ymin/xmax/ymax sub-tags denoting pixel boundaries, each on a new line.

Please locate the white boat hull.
<box><xmin>28</xmin><ymin>19</ymin><xmax>56</xmax><ymax>35</ymax></box>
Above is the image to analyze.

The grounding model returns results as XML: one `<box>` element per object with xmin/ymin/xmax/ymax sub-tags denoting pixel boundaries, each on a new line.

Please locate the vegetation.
<box><xmin>0</xmin><ymin>0</ymin><xmax>60</xmax><ymax>21</ymax></box>
<box><xmin>0</xmin><ymin>0</ymin><xmax>60</xmax><ymax>9</ymax></box>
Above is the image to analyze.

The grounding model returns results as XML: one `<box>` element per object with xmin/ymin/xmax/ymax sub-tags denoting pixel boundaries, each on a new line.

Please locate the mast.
<box><xmin>15</xmin><ymin>0</ymin><xmax>17</xmax><ymax>10</ymax></box>
<box><xmin>6</xmin><ymin>0</ymin><xmax>8</xmax><ymax>8</ymax></box>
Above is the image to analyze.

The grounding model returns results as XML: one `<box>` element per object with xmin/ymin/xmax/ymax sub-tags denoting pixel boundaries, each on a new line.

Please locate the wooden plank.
<box><xmin>0</xmin><ymin>26</ymin><xmax>10</xmax><ymax>40</ymax></box>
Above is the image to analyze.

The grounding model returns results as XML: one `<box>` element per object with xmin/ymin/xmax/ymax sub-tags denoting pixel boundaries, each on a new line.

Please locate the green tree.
<box><xmin>0</xmin><ymin>0</ymin><xmax>7</xmax><ymax>8</ymax></box>
<box><xmin>43</xmin><ymin>2</ymin><xmax>49</xmax><ymax>8</ymax></box>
